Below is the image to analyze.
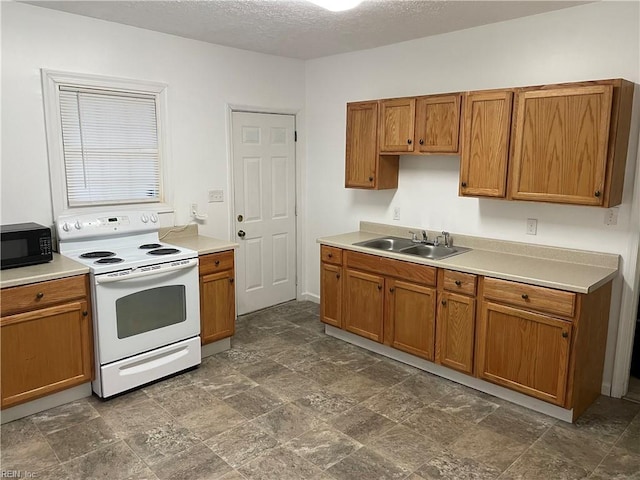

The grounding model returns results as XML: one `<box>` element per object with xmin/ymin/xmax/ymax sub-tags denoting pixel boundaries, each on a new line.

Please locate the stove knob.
<box><xmin>150</xmin><ymin>214</ymin><xmax>158</xmax><ymax>223</ymax></box>
<box><xmin>74</xmin><ymin>221</ymin><xmax>82</xmax><ymax>230</ymax></box>
<box><xmin>141</xmin><ymin>214</ymin><xmax>149</xmax><ymax>223</ymax></box>
<box><xmin>62</xmin><ymin>222</ymin><xmax>71</xmax><ymax>232</ymax></box>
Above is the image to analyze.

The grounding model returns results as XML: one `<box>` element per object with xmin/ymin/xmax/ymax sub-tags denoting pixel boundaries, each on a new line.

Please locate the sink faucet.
<box><xmin>409</xmin><ymin>230</ymin><xmax>430</xmax><ymax>244</ymax></box>
<box><xmin>434</xmin><ymin>231</ymin><xmax>451</xmax><ymax>247</ymax></box>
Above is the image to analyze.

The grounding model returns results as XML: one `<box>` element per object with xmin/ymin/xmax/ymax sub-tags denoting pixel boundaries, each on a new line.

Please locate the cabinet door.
<box><xmin>320</xmin><ymin>262</ymin><xmax>342</xmax><ymax>328</ymax></box>
<box><xmin>415</xmin><ymin>95</ymin><xmax>461</xmax><ymax>153</ymax></box>
<box><xmin>200</xmin><ymin>270</ymin><xmax>236</xmax><ymax>344</ymax></box>
<box><xmin>509</xmin><ymin>85</ymin><xmax>613</xmax><ymax>205</ymax></box>
<box><xmin>344</xmin><ymin>268</ymin><xmax>384</xmax><ymax>342</ymax></box>
<box><xmin>379</xmin><ymin>98</ymin><xmax>416</xmax><ymax>153</ymax></box>
<box><xmin>345</xmin><ymin>102</ymin><xmax>379</xmax><ymax>188</ymax></box>
<box><xmin>460</xmin><ymin>91</ymin><xmax>513</xmax><ymax>198</ymax></box>
<box><xmin>436</xmin><ymin>292</ymin><xmax>475</xmax><ymax>374</ymax></box>
<box><xmin>1</xmin><ymin>301</ymin><xmax>93</xmax><ymax>409</ymax></box>
<box><xmin>387</xmin><ymin>279</ymin><xmax>436</xmax><ymax>361</ymax></box>
<box><xmin>477</xmin><ymin>301</ymin><xmax>572</xmax><ymax>405</ymax></box>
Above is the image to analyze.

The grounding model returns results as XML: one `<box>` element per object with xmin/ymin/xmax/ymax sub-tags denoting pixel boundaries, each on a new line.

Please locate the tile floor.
<box><xmin>2</xmin><ymin>300</ymin><xmax>640</xmax><ymax>479</ymax></box>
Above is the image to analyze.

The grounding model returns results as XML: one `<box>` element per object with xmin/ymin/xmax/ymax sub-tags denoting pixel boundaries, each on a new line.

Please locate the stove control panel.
<box><xmin>57</xmin><ymin>211</ymin><xmax>160</xmax><ymax>241</ymax></box>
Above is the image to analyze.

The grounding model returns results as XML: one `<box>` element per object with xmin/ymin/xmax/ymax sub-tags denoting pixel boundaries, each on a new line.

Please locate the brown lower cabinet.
<box><xmin>1</xmin><ymin>275</ymin><xmax>93</xmax><ymax>409</ymax></box>
<box><xmin>320</xmin><ymin>245</ymin><xmax>613</xmax><ymax>420</ymax></box>
<box><xmin>199</xmin><ymin>250</ymin><xmax>236</xmax><ymax>344</ymax></box>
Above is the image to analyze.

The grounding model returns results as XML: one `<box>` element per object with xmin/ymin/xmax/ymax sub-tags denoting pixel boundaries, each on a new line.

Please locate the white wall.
<box><xmin>0</xmin><ymin>1</ymin><xmax>306</xmax><ymax>241</ymax></box>
<box><xmin>303</xmin><ymin>1</ymin><xmax>640</xmax><ymax>391</ymax></box>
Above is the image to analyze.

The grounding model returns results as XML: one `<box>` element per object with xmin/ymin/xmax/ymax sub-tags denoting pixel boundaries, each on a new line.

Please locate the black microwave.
<box><xmin>1</xmin><ymin>223</ymin><xmax>53</xmax><ymax>270</ymax></box>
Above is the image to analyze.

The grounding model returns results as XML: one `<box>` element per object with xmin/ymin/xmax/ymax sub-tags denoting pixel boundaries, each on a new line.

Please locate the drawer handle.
<box><xmin>215</xmin><ymin>260</ymin><xmax>220</xmax><ymax>266</ymax></box>
<box><xmin>441</xmin><ymin>299</ymin><xmax>447</xmax><ymax>306</ymax></box>
<box><xmin>562</xmin><ymin>331</ymin><xmax>569</xmax><ymax>338</ymax></box>
<box><xmin>36</xmin><ymin>292</ymin><xmax>44</xmax><ymax>299</ymax></box>
<box><xmin>455</xmin><ymin>280</ymin><xmax>462</xmax><ymax>286</ymax></box>
<box><xmin>521</xmin><ymin>294</ymin><xmax>529</xmax><ymax>300</ymax></box>
<box><xmin>327</xmin><ymin>253</ymin><xmax>333</xmax><ymax>258</ymax></box>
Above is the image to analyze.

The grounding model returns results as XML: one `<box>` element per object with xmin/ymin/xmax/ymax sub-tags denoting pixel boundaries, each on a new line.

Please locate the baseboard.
<box><xmin>299</xmin><ymin>292</ymin><xmax>320</xmax><ymax>303</ymax></box>
<box><xmin>201</xmin><ymin>337</ymin><xmax>231</xmax><ymax>358</ymax></box>
<box><xmin>0</xmin><ymin>383</ymin><xmax>92</xmax><ymax>424</ymax></box>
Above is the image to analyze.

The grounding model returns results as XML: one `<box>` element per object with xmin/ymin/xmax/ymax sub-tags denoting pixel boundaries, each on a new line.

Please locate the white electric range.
<box><xmin>57</xmin><ymin>211</ymin><xmax>201</xmax><ymax>398</ymax></box>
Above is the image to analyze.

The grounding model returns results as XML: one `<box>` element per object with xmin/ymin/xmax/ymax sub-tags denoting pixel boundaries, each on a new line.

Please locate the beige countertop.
<box><xmin>161</xmin><ymin>229</ymin><xmax>238</xmax><ymax>255</ymax></box>
<box><xmin>318</xmin><ymin>228</ymin><xmax>618</xmax><ymax>294</ymax></box>
<box><xmin>0</xmin><ymin>254</ymin><xmax>89</xmax><ymax>289</ymax></box>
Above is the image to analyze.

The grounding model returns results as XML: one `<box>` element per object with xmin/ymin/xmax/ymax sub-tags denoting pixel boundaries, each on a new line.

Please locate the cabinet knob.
<box><xmin>229</xmin><ymin>278</ymin><xmax>234</xmax><ymax>284</ymax></box>
<box><xmin>521</xmin><ymin>293</ymin><xmax>529</xmax><ymax>300</ymax></box>
<box><xmin>389</xmin><ymin>287</ymin><xmax>395</xmax><ymax>293</ymax></box>
<box><xmin>407</xmin><ymin>139</ymin><xmax>412</xmax><ymax>145</ymax></box>
<box><xmin>455</xmin><ymin>280</ymin><xmax>462</xmax><ymax>286</ymax></box>
<box><xmin>36</xmin><ymin>292</ymin><xmax>44</xmax><ymax>299</ymax></box>
<box><xmin>336</xmin><ymin>273</ymin><xmax>340</xmax><ymax>279</ymax></box>
<box><xmin>461</xmin><ymin>182</ymin><xmax>467</xmax><ymax>188</ymax></box>
<box><xmin>377</xmin><ymin>284</ymin><xmax>382</xmax><ymax>290</ymax></box>
<box><xmin>82</xmin><ymin>311</ymin><xmax>88</xmax><ymax>316</ymax></box>
<box><xmin>441</xmin><ymin>299</ymin><xmax>447</xmax><ymax>306</ymax></box>
<box><xmin>327</xmin><ymin>253</ymin><xmax>333</xmax><ymax>258</ymax></box>
<box><xmin>419</xmin><ymin>139</ymin><xmax>424</xmax><ymax>145</ymax></box>
<box><xmin>214</xmin><ymin>260</ymin><xmax>220</xmax><ymax>266</ymax></box>
<box><xmin>562</xmin><ymin>331</ymin><xmax>568</xmax><ymax>338</ymax></box>
<box><xmin>369</xmin><ymin>176</ymin><xmax>374</xmax><ymax>182</ymax></box>
<box><xmin>594</xmin><ymin>190</ymin><xmax>601</xmax><ymax>197</ymax></box>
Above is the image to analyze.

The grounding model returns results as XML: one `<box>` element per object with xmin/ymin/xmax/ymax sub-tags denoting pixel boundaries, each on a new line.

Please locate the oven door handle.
<box><xmin>95</xmin><ymin>258</ymin><xmax>198</xmax><ymax>284</ymax></box>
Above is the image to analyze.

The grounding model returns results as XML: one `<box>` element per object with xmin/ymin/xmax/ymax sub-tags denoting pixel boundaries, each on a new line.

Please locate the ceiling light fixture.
<box><xmin>308</xmin><ymin>0</ymin><xmax>363</xmax><ymax>12</ymax></box>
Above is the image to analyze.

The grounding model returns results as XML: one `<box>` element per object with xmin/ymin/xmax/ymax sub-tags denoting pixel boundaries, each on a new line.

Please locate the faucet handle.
<box><xmin>408</xmin><ymin>231</ymin><xmax>419</xmax><ymax>242</ymax></box>
<box><xmin>442</xmin><ymin>231</ymin><xmax>451</xmax><ymax>247</ymax></box>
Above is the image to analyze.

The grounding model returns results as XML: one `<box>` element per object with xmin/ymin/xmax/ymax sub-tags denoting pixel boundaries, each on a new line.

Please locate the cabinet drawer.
<box><xmin>199</xmin><ymin>250</ymin><xmax>234</xmax><ymax>276</ymax></box>
<box><xmin>1</xmin><ymin>275</ymin><xmax>87</xmax><ymax>317</ymax></box>
<box><xmin>483</xmin><ymin>277</ymin><xmax>575</xmax><ymax>318</ymax></box>
<box><xmin>346</xmin><ymin>251</ymin><xmax>436</xmax><ymax>287</ymax></box>
<box><xmin>321</xmin><ymin>246</ymin><xmax>342</xmax><ymax>265</ymax></box>
<box><xmin>443</xmin><ymin>270</ymin><xmax>477</xmax><ymax>296</ymax></box>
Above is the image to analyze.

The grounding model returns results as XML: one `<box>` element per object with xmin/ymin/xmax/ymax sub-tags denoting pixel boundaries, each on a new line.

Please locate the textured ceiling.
<box><xmin>25</xmin><ymin>0</ymin><xmax>591</xmax><ymax>59</ymax></box>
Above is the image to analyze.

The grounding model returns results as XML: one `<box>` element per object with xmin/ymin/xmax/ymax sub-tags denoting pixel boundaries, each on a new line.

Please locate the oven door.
<box><xmin>93</xmin><ymin>258</ymin><xmax>200</xmax><ymax>364</ymax></box>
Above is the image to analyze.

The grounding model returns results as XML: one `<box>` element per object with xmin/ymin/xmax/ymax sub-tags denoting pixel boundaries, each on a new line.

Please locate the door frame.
<box><xmin>226</xmin><ymin>104</ymin><xmax>304</xmax><ymax>314</ymax></box>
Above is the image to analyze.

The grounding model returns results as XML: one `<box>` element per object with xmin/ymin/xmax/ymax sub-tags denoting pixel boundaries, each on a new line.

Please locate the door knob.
<box><xmin>238</xmin><ymin>230</ymin><xmax>246</xmax><ymax>238</ymax></box>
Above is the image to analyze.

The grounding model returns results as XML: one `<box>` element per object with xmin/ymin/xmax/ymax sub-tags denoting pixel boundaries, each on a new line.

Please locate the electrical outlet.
<box><xmin>393</xmin><ymin>206</ymin><xmax>401</xmax><ymax>221</ymax></box>
<box><xmin>190</xmin><ymin>203</ymin><xmax>198</xmax><ymax>216</ymax></box>
<box><xmin>526</xmin><ymin>218</ymin><xmax>537</xmax><ymax>235</ymax></box>
<box><xmin>605</xmin><ymin>207</ymin><xmax>618</xmax><ymax>226</ymax></box>
<box><xmin>208</xmin><ymin>190</ymin><xmax>224</xmax><ymax>203</ymax></box>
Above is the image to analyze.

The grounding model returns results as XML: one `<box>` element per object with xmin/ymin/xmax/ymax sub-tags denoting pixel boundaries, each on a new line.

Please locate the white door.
<box><xmin>232</xmin><ymin>112</ymin><xmax>296</xmax><ymax>315</ymax></box>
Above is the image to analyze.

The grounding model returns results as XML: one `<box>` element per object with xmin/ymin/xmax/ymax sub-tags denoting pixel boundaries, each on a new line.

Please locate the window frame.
<box><xmin>41</xmin><ymin>69</ymin><xmax>173</xmax><ymax>218</ymax></box>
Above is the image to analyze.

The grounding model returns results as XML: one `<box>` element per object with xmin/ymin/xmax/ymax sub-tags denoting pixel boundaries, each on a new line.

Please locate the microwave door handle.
<box><xmin>95</xmin><ymin>259</ymin><xmax>198</xmax><ymax>284</ymax></box>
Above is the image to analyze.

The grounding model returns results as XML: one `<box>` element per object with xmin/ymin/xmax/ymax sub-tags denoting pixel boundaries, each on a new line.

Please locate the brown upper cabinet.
<box><xmin>348</xmin><ymin>79</ymin><xmax>634</xmax><ymax>207</ymax></box>
<box><xmin>509</xmin><ymin>81</ymin><xmax>634</xmax><ymax>207</ymax></box>
<box><xmin>460</xmin><ymin>90</ymin><xmax>513</xmax><ymax>198</ymax></box>
<box><xmin>345</xmin><ymin>101</ymin><xmax>399</xmax><ymax>189</ymax></box>
<box><xmin>379</xmin><ymin>94</ymin><xmax>462</xmax><ymax>154</ymax></box>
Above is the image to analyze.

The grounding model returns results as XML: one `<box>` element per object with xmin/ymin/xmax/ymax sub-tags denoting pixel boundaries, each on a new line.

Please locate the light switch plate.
<box><xmin>526</xmin><ymin>218</ymin><xmax>537</xmax><ymax>235</ymax></box>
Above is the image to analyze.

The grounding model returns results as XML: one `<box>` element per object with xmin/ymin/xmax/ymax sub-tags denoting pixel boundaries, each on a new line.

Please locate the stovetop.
<box><xmin>56</xmin><ymin>211</ymin><xmax>198</xmax><ymax>274</ymax></box>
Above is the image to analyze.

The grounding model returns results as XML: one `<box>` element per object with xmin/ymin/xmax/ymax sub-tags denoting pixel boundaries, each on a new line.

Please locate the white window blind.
<box><xmin>59</xmin><ymin>86</ymin><xmax>161</xmax><ymax>206</ymax></box>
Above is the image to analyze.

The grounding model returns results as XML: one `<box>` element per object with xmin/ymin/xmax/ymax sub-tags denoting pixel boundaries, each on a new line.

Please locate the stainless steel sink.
<box><xmin>399</xmin><ymin>244</ymin><xmax>470</xmax><ymax>260</ymax></box>
<box><xmin>353</xmin><ymin>237</ymin><xmax>415</xmax><ymax>251</ymax></box>
<box><xmin>353</xmin><ymin>236</ymin><xmax>470</xmax><ymax>260</ymax></box>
